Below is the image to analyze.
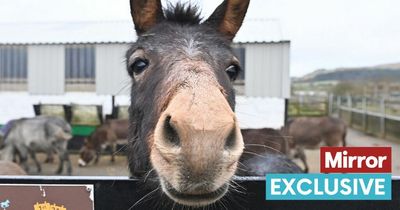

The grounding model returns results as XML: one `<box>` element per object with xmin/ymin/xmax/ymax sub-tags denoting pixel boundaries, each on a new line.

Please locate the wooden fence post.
<box><xmin>295</xmin><ymin>96</ymin><xmax>300</xmax><ymax>116</ymax></box>
<box><xmin>337</xmin><ymin>95</ymin><xmax>341</xmax><ymax>118</ymax></box>
<box><xmin>328</xmin><ymin>94</ymin><xmax>333</xmax><ymax>116</ymax></box>
<box><xmin>347</xmin><ymin>94</ymin><xmax>353</xmax><ymax>127</ymax></box>
<box><xmin>380</xmin><ymin>98</ymin><xmax>386</xmax><ymax>138</ymax></box>
<box><xmin>362</xmin><ymin>96</ymin><xmax>367</xmax><ymax>131</ymax></box>
<box><xmin>347</xmin><ymin>94</ymin><xmax>352</xmax><ymax>107</ymax></box>
<box><xmin>284</xmin><ymin>98</ymin><xmax>289</xmax><ymax>123</ymax></box>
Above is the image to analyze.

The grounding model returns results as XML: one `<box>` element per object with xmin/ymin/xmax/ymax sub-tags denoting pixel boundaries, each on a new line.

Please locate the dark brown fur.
<box><xmin>241</xmin><ymin>128</ymin><xmax>289</xmax><ymax>158</ymax></box>
<box><xmin>237</xmin><ymin>153</ymin><xmax>303</xmax><ymax>176</ymax></box>
<box><xmin>239</xmin><ymin>128</ymin><xmax>303</xmax><ymax>175</ymax></box>
<box><xmin>79</xmin><ymin>119</ymin><xmax>129</xmax><ymax>166</ymax></box>
<box><xmin>126</xmin><ymin>0</ymin><xmax>249</xmax><ymax>207</ymax></box>
<box><xmin>124</xmin><ymin>0</ymin><xmax>309</xmax><ymax>208</ymax></box>
<box><xmin>126</xmin><ymin>1</ymin><xmax>246</xmax><ymax>178</ymax></box>
<box><xmin>282</xmin><ymin>116</ymin><xmax>347</xmax><ymax>172</ymax></box>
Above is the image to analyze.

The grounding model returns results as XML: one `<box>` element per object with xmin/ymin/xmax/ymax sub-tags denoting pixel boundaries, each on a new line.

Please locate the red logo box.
<box><xmin>320</xmin><ymin>147</ymin><xmax>391</xmax><ymax>173</ymax></box>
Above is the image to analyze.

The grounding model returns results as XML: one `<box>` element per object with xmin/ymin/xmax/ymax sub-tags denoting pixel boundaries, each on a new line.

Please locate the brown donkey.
<box><xmin>283</xmin><ymin>116</ymin><xmax>347</xmax><ymax>172</ymax></box>
<box><xmin>238</xmin><ymin>128</ymin><xmax>303</xmax><ymax>176</ymax></box>
<box><xmin>126</xmin><ymin>0</ymin><xmax>249</xmax><ymax>207</ymax></box>
<box><xmin>79</xmin><ymin>119</ymin><xmax>129</xmax><ymax>167</ymax></box>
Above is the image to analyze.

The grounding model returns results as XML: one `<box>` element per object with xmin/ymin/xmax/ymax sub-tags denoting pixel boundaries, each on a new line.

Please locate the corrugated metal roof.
<box><xmin>0</xmin><ymin>19</ymin><xmax>283</xmax><ymax>44</ymax></box>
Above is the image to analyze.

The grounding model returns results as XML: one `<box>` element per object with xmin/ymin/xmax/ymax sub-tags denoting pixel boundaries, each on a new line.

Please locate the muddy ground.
<box><xmin>24</xmin><ymin>152</ymin><xmax>130</xmax><ymax>176</ymax></box>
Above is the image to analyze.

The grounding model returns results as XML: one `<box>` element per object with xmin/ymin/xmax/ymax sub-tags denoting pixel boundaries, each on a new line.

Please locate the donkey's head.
<box><xmin>78</xmin><ymin>138</ymin><xmax>96</xmax><ymax>167</ymax></box>
<box><xmin>78</xmin><ymin>126</ymin><xmax>111</xmax><ymax>166</ymax></box>
<box><xmin>127</xmin><ymin>0</ymin><xmax>249</xmax><ymax>206</ymax></box>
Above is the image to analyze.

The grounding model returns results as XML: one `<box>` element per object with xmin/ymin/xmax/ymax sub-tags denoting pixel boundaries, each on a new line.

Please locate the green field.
<box><xmin>288</xmin><ymin>101</ymin><xmax>328</xmax><ymax>117</ymax></box>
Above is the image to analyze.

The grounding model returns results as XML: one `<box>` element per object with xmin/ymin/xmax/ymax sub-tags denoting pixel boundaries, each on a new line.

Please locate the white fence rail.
<box><xmin>332</xmin><ymin>95</ymin><xmax>400</xmax><ymax>140</ymax></box>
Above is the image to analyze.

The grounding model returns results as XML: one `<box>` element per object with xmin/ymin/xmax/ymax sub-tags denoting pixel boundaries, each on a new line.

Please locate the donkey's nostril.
<box><xmin>224</xmin><ymin>128</ymin><xmax>237</xmax><ymax>149</ymax></box>
<box><xmin>164</xmin><ymin>115</ymin><xmax>180</xmax><ymax>146</ymax></box>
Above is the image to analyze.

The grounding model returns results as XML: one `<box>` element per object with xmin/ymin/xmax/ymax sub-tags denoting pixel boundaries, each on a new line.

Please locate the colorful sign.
<box><xmin>34</xmin><ymin>201</ymin><xmax>66</xmax><ymax>210</ymax></box>
<box><xmin>0</xmin><ymin>184</ymin><xmax>94</xmax><ymax>210</ymax></box>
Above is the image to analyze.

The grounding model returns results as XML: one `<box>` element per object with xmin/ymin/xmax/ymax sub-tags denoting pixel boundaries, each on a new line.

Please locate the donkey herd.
<box><xmin>0</xmin><ymin>0</ymin><xmax>348</xmax><ymax>208</ymax></box>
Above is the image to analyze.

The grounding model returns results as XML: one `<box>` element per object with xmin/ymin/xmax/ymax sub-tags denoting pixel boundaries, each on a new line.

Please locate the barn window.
<box><xmin>0</xmin><ymin>45</ymin><xmax>28</xmax><ymax>83</ymax></box>
<box><xmin>233</xmin><ymin>47</ymin><xmax>245</xmax><ymax>81</ymax></box>
<box><xmin>65</xmin><ymin>45</ymin><xmax>95</xmax><ymax>85</ymax></box>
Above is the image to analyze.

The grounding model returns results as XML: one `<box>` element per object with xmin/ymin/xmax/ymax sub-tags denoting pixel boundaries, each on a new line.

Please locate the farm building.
<box><xmin>0</xmin><ymin>19</ymin><xmax>290</xmax><ymax>129</ymax></box>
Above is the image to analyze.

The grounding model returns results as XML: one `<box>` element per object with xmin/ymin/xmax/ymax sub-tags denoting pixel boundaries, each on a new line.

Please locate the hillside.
<box><xmin>295</xmin><ymin>62</ymin><xmax>400</xmax><ymax>83</ymax></box>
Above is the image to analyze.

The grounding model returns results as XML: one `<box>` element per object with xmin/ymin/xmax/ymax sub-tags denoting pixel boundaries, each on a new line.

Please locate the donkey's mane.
<box><xmin>164</xmin><ymin>3</ymin><xmax>202</xmax><ymax>25</ymax></box>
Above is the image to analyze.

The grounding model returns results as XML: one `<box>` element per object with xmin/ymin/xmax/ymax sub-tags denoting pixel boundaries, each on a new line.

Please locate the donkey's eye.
<box><xmin>130</xmin><ymin>58</ymin><xmax>149</xmax><ymax>76</ymax></box>
<box><xmin>225</xmin><ymin>65</ymin><xmax>240</xmax><ymax>81</ymax></box>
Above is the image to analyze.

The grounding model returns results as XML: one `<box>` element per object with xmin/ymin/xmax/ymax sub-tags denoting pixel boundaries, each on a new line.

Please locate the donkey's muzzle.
<box><xmin>151</xmin><ymin>86</ymin><xmax>244</xmax><ymax>206</ymax></box>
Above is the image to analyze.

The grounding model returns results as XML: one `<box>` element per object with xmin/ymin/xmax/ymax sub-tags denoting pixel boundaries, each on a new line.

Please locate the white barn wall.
<box><xmin>244</xmin><ymin>42</ymin><xmax>290</xmax><ymax>98</ymax></box>
<box><xmin>95</xmin><ymin>44</ymin><xmax>130</xmax><ymax>95</ymax></box>
<box><xmin>28</xmin><ymin>45</ymin><xmax>65</xmax><ymax>94</ymax></box>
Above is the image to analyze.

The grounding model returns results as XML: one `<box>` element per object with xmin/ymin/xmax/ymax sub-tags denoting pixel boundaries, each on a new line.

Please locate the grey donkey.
<box><xmin>0</xmin><ymin>116</ymin><xmax>73</xmax><ymax>175</ymax></box>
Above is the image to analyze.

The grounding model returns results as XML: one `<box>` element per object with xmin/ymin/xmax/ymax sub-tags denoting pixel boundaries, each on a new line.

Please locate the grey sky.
<box><xmin>0</xmin><ymin>0</ymin><xmax>399</xmax><ymax>77</ymax></box>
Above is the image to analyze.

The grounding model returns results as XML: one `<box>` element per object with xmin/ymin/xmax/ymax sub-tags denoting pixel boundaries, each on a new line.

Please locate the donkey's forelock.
<box><xmin>164</xmin><ymin>3</ymin><xmax>202</xmax><ymax>25</ymax></box>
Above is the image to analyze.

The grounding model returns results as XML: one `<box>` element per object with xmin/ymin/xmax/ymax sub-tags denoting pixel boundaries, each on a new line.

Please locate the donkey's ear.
<box><xmin>204</xmin><ymin>0</ymin><xmax>250</xmax><ymax>41</ymax></box>
<box><xmin>130</xmin><ymin>0</ymin><xmax>164</xmax><ymax>35</ymax></box>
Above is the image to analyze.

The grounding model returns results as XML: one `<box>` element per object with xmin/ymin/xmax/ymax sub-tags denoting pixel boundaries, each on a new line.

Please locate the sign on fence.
<box><xmin>0</xmin><ymin>184</ymin><xmax>94</xmax><ymax>210</ymax></box>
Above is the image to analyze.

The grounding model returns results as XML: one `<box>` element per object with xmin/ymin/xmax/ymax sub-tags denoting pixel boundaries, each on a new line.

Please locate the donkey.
<box><xmin>78</xmin><ymin>119</ymin><xmax>129</xmax><ymax>167</ymax></box>
<box><xmin>237</xmin><ymin>153</ymin><xmax>303</xmax><ymax>176</ymax></box>
<box><xmin>238</xmin><ymin>128</ymin><xmax>302</xmax><ymax>176</ymax></box>
<box><xmin>241</xmin><ymin>128</ymin><xmax>290</xmax><ymax>159</ymax></box>
<box><xmin>0</xmin><ymin>119</ymin><xmax>53</xmax><ymax>163</ymax></box>
<box><xmin>282</xmin><ymin>116</ymin><xmax>347</xmax><ymax>172</ymax></box>
<box><xmin>0</xmin><ymin>120</ymin><xmax>17</xmax><ymax>149</ymax></box>
<box><xmin>0</xmin><ymin>116</ymin><xmax>73</xmax><ymax>175</ymax></box>
<box><xmin>126</xmin><ymin>0</ymin><xmax>250</xmax><ymax>207</ymax></box>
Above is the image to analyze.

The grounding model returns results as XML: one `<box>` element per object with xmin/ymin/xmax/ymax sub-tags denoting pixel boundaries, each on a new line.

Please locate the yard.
<box><xmin>16</xmin><ymin>128</ymin><xmax>399</xmax><ymax>177</ymax></box>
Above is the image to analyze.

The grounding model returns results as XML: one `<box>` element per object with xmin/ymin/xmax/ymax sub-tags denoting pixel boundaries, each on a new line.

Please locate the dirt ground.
<box><xmin>22</xmin><ymin>128</ymin><xmax>400</xmax><ymax>177</ymax></box>
<box><xmin>301</xmin><ymin>128</ymin><xmax>400</xmax><ymax>175</ymax></box>
<box><xmin>25</xmin><ymin>153</ymin><xmax>130</xmax><ymax>176</ymax></box>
